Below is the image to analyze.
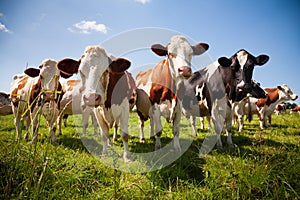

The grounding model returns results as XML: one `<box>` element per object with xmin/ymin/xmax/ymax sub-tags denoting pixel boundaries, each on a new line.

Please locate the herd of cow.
<box><xmin>0</xmin><ymin>35</ymin><xmax>298</xmax><ymax>162</ymax></box>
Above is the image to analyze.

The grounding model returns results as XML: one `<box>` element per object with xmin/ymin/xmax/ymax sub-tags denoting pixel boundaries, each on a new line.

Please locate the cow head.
<box><xmin>151</xmin><ymin>35</ymin><xmax>209</xmax><ymax>80</ymax></box>
<box><xmin>0</xmin><ymin>92</ymin><xmax>11</xmax><ymax>105</ymax></box>
<box><xmin>277</xmin><ymin>84</ymin><xmax>298</xmax><ymax>101</ymax></box>
<box><xmin>57</xmin><ymin>46</ymin><xmax>131</xmax><ymax>108</ymax></box>
<box><xmin>24</xmin><ymin>59</ymin><xmax>61</xmax><ymax>101</ymax></box>
<box><xmin>249</xmin><ymin>81</ymin><xmax>267</xmax><ymax>98</ymax></box>
<box><xmin>231</xmin><ymin>50</ymin><xmax>269</xmax><ymax>93</ymax></box>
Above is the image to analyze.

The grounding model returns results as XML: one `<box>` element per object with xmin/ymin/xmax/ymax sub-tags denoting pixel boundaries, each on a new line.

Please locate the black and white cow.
<box><xmin>182</xmin><ymin>49</ymin><xmax>269</xmax><ymax>147</ymax></box>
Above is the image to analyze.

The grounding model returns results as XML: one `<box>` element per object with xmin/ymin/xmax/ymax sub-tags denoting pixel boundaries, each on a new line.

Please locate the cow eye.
<box><xmin>169</xmin><ymin>53</ymin><xmax>176</xmax><ymax>58</ymax></box>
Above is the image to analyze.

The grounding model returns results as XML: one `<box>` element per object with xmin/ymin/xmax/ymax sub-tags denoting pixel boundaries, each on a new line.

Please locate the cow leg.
<box><xmin>212</xmin><ymin>98</ymin><xmax>227</xmax><ymax>148</ymax></box>
<box><xmin>225</xmin><ymin>107</ymin><xmax>233</xmax><ymax>147</ymax></box>
<box><xmin>24</xmin><ymin>116</ymin><xmax>31</xmax><ymax>141</ymax></box>
<box><xmin>117</xmin><ymin>103</ymin><xmax>131</xmax><ymax>162</ymax></box>
<box><xmin>12</xmin><ymin>105</ymin><xmax>23</xmax><ymax>141</ymax></box>
<box><xmin>63</xmin><ymin>114</ymin><xmax>68</xmax><ymax>127</ymax></box>
<box><xmin>153</xmin><ymin>105</ymin><xmax>162</xmax><ymax>150</ymax></box>
<box><xmin>57</xmin><ymin>113</ymin><xmax>63</xmax><ymax>135</ymax></box>
<box><xmin>207</xmin><ymin>116</ymin><xmax>212</xmax><ymax>130</ymax></box>
<box><xmin>113</xmin><ymin>120</ymin><xmax>118</xmax><ymax>142</ymax></box>
<box><xmin>93</xmin><ymin>108</ymin><xmax>110</xmax><ymax>156</ymax></box>
<box><xmin>237</xmin><ymin>114</ymin><xmax>244</xmax><ymax>132</ymax></box>
<box><xmin>190</xmin><ymin>116</ymin><xmax>197</xmax><ymax>136</ymax></box>
<box><xmin>199</xmin><ymin>117</ymin><xmax>205</xmax><ymax>130</ymax></box>
<box><xmin>172</xmin><ymin>108</ymin><xmax>181</xmax><ymax>152</ymax></box>
<box><xmin>42</xmin><ymin>101</ymin><xmax>58</xmax><ymax>143</ymax></box>
<box><xmin>31</xmin><ymin>106</ymin><xmax>42</xmax><ymax>143</ymax></box>
<box><xmin>91</xmin><ymin>113</ymin><xmax>99</xmax><ymax>136</ymax></box>
<box><xmin>139</xmin><ymin>118</ymin><xmax>145</xmax><ymax>143</ymax></box>
<box><xmin>82</xmin><ymin>107</ymin><xmax>93</xmax><ymax>135</ymax></box>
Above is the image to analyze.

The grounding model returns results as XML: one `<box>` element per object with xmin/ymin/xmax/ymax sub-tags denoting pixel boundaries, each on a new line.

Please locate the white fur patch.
<box><xmin>236</xmin><ymin>50</ymin><xmax>248</xmax><ymax>70</ymax></box>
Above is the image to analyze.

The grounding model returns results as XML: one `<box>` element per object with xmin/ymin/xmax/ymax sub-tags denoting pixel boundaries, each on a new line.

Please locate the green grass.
<box><xmin>0</xmin><ymin>111</ymin><xmax>299</xmax><ymax>199</ymax></box>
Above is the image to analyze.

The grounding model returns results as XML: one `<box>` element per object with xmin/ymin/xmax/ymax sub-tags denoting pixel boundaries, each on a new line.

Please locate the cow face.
<box><xmin>24</xmin><ymin>59</ymin><xmax>60</xmax><ymax>101</ymax></box>
<box><xmin>151</xmin><ymin>35</ymin><xmax>209</xmax><ymax>80</ymax></box>
<box><xmin>0</xmin><ymin>92</ymin><xmax>10</xmax><ymax>105</ymax></box>
<box><xmin>249</xmin><ymin>81</ymin><xmax>267</xmax><ymax>99</ymax></box>
<box><xmin>231</xmin><ymin>50</ymin><xmax>269</xmax><ymax>92</ymax></box>
<box><xmin>278</xmin><ymin>84</ymin><xmax>298</xmax><ymax>101</ymax></box>
<box><xmin>57</xmin><ymin>46</ymin><xmax>131</xmax><ymax>108</ymax></box>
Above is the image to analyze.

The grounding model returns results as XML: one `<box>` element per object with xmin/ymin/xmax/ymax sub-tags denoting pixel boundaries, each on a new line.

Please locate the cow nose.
<box><xmin>178</xmin><ymin>66</ymin><xmax>192</xmax><ymax>78</ymax></box>
<box><xmin>83</xmin><ymin>93</ymin><xmax>101</xmax><ymax>107</ymax></box>
<box><xmin>43</xmin><ymin>92</ymin><xmax>55</xmax><ymax>101</ymax></box>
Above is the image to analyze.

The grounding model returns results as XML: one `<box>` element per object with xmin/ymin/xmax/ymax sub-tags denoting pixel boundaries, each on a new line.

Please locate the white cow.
<box><xmin>57</xmin><ymin>46</ymin><xmax>135</xmax><ymax>162</ymax></box>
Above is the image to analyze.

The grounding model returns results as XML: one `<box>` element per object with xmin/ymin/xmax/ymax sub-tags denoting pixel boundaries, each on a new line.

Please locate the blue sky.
<box><xmin>0</xmin><ymin>0</ymin><xmax>300</xmax><ymax>104</ymax></box>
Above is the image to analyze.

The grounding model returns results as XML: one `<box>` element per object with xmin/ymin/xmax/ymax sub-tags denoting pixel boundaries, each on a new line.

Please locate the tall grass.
<box><xmin>0</xmin><ymin>111</ymin><xmax>299</xmax><ymax>199</ymax></box>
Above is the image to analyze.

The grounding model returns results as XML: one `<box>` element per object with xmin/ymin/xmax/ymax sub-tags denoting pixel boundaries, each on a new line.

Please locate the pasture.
<box><xmin>0</xmin><ymin>111</ymin><xmax>299</xmax><ymax>199</ymax></box>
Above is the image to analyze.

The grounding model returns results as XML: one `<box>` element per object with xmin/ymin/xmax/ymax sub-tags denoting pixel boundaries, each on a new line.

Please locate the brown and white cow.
<box><xmin>274</xmin><ymin>103</ymin><xmax>286</xmax><ymax>115</ymax></box>
<box><xmin>57</xmin><ymin>46</ymin><xmax>135</xmax><ymax>162</ymax></box>
<box><xmin>232</xmin><ymin>81</ymin><xmax>268</xmax><ymax>132</ymax></box>
<box><xmin>0</xmin><ymin>92</ymin><xmax>12</xmax><ymax>115</ymax></box>
<box><xmin>57</xmin><ymin>80</ymin><xmax>99</xmax><ymax>136</ymax></box>
<box><xmin>243</xmin><ymin>84</ymin><xmax>298</xmax><ymax>129</ymax></box>
<box><xmin>290</xmin><ymin>105</ymin><xmax>300</xmax><ymax>114</ymax></box>
<box><xmin>182</xmin><ymin>50</ymin><xmax>269</xmax><ymax>147</ymax></box>
<box><xmin>135</xmin><ymin>35</ymin><xmax>209</xmax><ymax>151</ymax></box>
<box><xmin>10</xmin><ymin>59</ymin><xmax>65</xmax><ymax>142</ymax></box>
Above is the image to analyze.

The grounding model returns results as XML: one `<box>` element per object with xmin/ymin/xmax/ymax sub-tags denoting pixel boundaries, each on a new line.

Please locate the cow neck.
<box><xmin>104</xmin><ymin>71</ymin><xmax>126</xmax><ymax>109</ymax></box>
<box><xmin>30</xmin><ymin>78</ymin><xmax>42</xmax><ymax>111</ymax></box>
<box><xmin>149</xmin><ymin>59</ymin><xmax>177</xmax><ymax>104</ymax></box>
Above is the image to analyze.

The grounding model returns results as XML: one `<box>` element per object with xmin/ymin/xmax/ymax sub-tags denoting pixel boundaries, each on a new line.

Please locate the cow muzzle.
<box><xmin>178</xmin><ymin>66</ymin><xmax>192</xmax><ymax>79</ymax></box>
<box><xmin>42</xmin><ymin>92</ymin><xmax>56</xmax><ymax>102</ymax></box>
<box><xmin>83</xmin><ymin>93</ymin><xmax>101</xmax><ymax>107</ymax></box>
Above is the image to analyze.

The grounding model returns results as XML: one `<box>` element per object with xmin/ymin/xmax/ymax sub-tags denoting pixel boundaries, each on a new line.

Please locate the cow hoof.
<box><xmin>150</xmin><ymin>136</ymin><xmax>155</xmax><ymax>141</ymax></box>
<box><xmin>228</xmin><ymin>143</ymin><xmax>234</xmax><ymax>148</ymax></box>
<box><xmin>140</xmin><ymin>138</ymin><xmax>145</xmax><ymax>143</ymax></box>
<box><xmin>24</xmin><ymin>133</ymin><xmax>29</xmax><ymax>141</ymax></box>
<box><xmin>123</xmin><ymin>152</ymin><xmax>131</xmax><ymax>163</ymax></box>
<box><xmin>155</xmin><ymin>144</ymin><xmax>161</xmax><ymax>151</ymax></box>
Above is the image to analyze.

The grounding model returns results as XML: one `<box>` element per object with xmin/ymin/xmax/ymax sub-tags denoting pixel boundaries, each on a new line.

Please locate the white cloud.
<box><xmin>0</xmin><ymin>22</ymin><xmax>11</xmax><ymax>33</ymax></box>
<box><xmin>68</xmin><ymin>20</ymin><xmax>108</xmax><ymax>34</ymax></box>
<box><xmin>134</xmin><ymin>0</ymin><xmax>151</xmax><ymax>4</ymax></box>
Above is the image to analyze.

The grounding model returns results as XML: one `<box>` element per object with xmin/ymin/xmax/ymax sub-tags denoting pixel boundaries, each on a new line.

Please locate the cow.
<box><xmin>56</xmin><ymin>46</ymin><xmax>135</xmax><ymax>162</ymax></box>
<box><xmin>57</xmin><ymin>80</ymin><xmax>99</xmax><ymax>136</ymax></box>
<box><xmin>0</xmin><ymin>92</ymin><xmax>12</xmax><ymax>115</ymax></box>
<box><xmin>232</xmin><ymin>81</ymin><xmax>267</xmax><ymax>132</ymax></box>
<box><xmin>10</xmin><ymin>59</ymin><xmax>66</xmax><ymax>142</ymax></box>
<box><xmin>274</xmin><ymin>103</ymin><xmax>286</xmax><ymax>115</ymax></box>
<box><xmin>135</xmin><ymin>35</ymin><xmax>209</xmax><ymax>152</ymax></box>
<box><xmin>290</xmin><ymin>105</ymin><xmax>300</xmax><ymax>114</ymax></box>
<box><xmin>182</xmin><ymin>49</ymin><xmax>269</xmax><ymax>147</ymax></box>
<box><xmin>243</xmin><ymin>84</ymin><xmax>298</xmax><ymax>129</ymax></box>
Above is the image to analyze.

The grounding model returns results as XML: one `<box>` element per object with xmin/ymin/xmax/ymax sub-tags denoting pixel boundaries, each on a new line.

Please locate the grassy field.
<box><xmin>0</xmin><ymin>111</ymin><xmax>299</xmax><ymax>199</ymax></box>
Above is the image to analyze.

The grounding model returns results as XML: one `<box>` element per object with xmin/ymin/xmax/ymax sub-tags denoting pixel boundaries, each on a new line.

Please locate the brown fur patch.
<box><xmin>149</xmin><ymin>59</ymin><xmax>176</xmax><ymax>104</ymax></box>
<box><xmin>256</xmin><ymin>88</ymin><xmax>279</xmax><ymax>108</ymax></box>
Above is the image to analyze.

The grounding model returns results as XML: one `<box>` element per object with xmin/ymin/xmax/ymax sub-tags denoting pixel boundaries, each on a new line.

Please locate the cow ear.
<box><xmin>24</xmin><ymin>68</ymin><xmax>40</xmax><ymax>77</ymax></box>
<box><xmin>151</xmin><ymin>44</ymin><xmax>168</xmax><ymax>56</ymax></box>
<box><xmin>218</xmin><ymin>57</ymin><xmax>232</xmax><ymax>67</ymax></box>
<box><xmin>109</xmin><ymin>58</ymin><xmax>131</xmax><ymax>73</ymax></box>
<box><xmin>192</xmin><ymin>43</ymin><xmax>209</xmax><ymax>55</ymax></box>
<box><xmin>57</xmin><ymin>58</ymin><xmax>80</xmax><ymax>79</ymax></box>
<box><xmin>277</xmin><ymin>85</ymin><xmax>283</xmax><ymax>90</ymax></box>
<box><xmin>255</xmin><ymin>55</ymin><xmax>269</xmax><ymax>66</ymax></box>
